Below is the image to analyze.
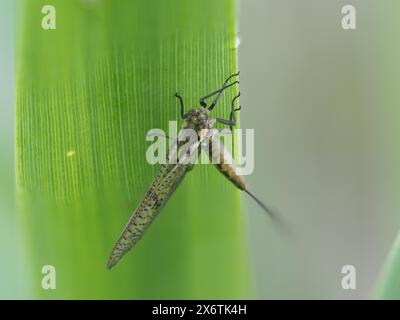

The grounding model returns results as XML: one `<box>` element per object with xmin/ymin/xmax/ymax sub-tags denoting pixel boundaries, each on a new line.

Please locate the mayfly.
<box><xmin>107</xmin><ymin>72</ymin><xmax>279</xmax><ymax>269</ymax></box>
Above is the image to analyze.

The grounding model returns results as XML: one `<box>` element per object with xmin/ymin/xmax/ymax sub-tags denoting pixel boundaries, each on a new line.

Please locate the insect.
<box><xmin>107</xmin><ymin>72</ymin><xmax>280</xmax><ymax>269</ymax></box>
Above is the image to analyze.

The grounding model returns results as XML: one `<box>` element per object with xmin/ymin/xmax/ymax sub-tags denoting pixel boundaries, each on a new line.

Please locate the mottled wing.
<box><xmin>108</xmin><ymin>127</ymin><xmax>216</xmax><ymax>269</ymax></box>
<box><xmin>107</xmin><ymin>162</ymin><xmax>191</xmax><ymax>269</ymax></box>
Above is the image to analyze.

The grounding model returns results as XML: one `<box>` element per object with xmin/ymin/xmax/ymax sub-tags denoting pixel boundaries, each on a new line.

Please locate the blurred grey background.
<box><xmin>1</xmin><ymin>0</ymin><xmax>399</xmax><ymax>298</ymax></box>
<box><xmin>240</xmin><ymin>0</ymin><xmax>399</xmax><ymax>298</ymax></box>
<box><xmin>0</xmin><ymin>0</ymin><xmax>25</xmax><ymax>299</ymax></box>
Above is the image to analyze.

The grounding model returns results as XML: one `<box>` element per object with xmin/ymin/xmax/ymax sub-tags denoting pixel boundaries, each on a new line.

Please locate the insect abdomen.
<box><xmin>208</xmin><ymin>141</ymin><xmax>246</xmax><ymax>190</ymax></box>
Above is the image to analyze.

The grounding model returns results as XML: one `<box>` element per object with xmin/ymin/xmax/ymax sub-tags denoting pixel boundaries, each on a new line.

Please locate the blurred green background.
<box><xmin>1</xmin><ymin>0</ymin><xmax>400</xmax><ymax>299</ymax></box>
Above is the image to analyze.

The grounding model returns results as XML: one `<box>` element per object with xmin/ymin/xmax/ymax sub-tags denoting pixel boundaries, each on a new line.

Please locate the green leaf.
<box><xmin>16</xmin><ymin>0</ymin><xmax>251</xmax><ymax>298</ymax></box>
<box><xmin>375</xmin><ymin>232</ymin><xmax>400</xmax><ymax>299</ymax></box>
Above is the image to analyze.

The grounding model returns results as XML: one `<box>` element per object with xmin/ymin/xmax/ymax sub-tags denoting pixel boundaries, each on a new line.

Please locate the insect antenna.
<box><xmin>199</xmin><ymin>71</ymin><xmax>240</xmax><ymax>109</ymax></box>
<box><xmin>208</xmin><ymin>80</ymin><xmax>239</xmax><ymax>111</ymax></box>
<box><xmin>175</xmin><ymin>92</ymin><xmax>187</xmax><ymax>119</ymax></box>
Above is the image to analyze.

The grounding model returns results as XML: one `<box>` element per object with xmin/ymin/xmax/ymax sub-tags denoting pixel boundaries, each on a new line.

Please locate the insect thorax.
<box><xmin>182</xmin><ymin>107</ymin><xmax>211</xmax><ymax>131</ymax></box>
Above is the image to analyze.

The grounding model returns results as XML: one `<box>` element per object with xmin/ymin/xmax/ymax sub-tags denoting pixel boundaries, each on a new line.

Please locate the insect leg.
<box><xmin>216</xmin><ymin>118</ymin><xmax>236</xmax><ymax>127</ymax></box>
<box><xmin>228</xmin><ymin>92</ymin><xmax>241</xmax><ymax>131</ymax></box>
<box><xmin>175</xmin><ymin>92</ymin><xmax>187</xmax><ymax>119</ymax></box>
<box><xmin>215</xmin><ymin>92</ymin><xmax>241</xmax><ymax>129</ymax></box>
<box><xmin>228</xmin><ymin>112</ymin><xmax>237</xmax><ymax>131</ymax></box>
